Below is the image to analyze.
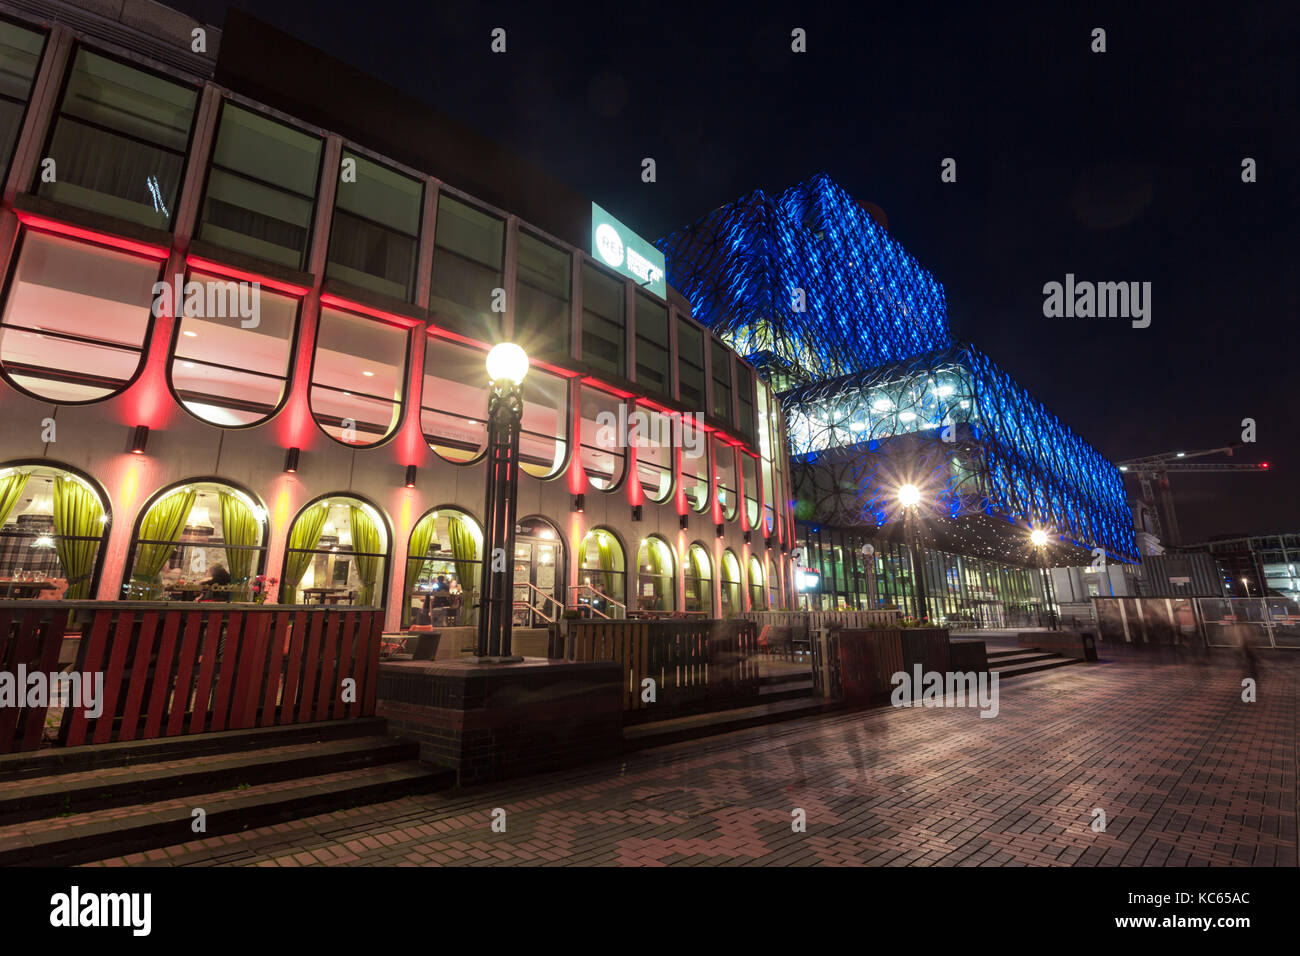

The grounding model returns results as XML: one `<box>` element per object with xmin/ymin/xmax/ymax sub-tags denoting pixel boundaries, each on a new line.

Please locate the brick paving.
<box><xmin>82</xmin><ymin>650</ymin><xmax>1298</xmax><ymax>867</ymax></box>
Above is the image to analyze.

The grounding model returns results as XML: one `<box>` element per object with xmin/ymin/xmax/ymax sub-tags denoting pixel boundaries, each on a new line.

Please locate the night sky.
<box><xmin>171</xmin><ymin>0</ymin><xmax>1298</xmax><ymax>543</ymax></box>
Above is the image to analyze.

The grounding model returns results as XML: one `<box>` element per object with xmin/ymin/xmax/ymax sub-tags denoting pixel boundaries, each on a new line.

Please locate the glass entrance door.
<box><xmin>512</xmin><ymin>533</ymin><xmax>562</xmax><ymax>627</ymax></box>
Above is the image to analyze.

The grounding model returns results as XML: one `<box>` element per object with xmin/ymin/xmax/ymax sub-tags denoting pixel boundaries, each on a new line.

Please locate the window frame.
<box><xmin>280</xmin><ymin>492</ymin><xmax>392</xmax><ymax>609</ymax></box>
<box><xmin>325</xmin><ymin>147</ymin><xmax>424</xmax><ymax>302</ymax></box>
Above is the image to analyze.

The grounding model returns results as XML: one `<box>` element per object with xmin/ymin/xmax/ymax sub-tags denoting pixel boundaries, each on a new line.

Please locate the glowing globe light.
<box><xmin>897</xmin><ymin>484</ymin><xmax>921</xmax><ymax>508</ymax></box>
<box><xmin>1030</xmin><ymin>529</ymin><xmax>1049</xmax><ymax>547</ymax></box>
<box><xmin>486</xmin><ymin>342</ymin><xmax>529</xmax><ymax>385</ymax></box>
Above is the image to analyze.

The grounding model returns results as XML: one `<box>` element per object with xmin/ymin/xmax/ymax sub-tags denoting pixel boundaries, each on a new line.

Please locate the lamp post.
<box><xmin>897</xmin><ymin>483</ymin><xmax>928</xmax><ymax>621</ymax></box>
<box><xmin>475</xmin><ymin>343</ymin><xmax>529</xmax><ymax>660</ymax></box>
<box><xmin>1030</xmin><ymin>528</ymin><xmax>1058</xmax><ymax>631</ymax></box>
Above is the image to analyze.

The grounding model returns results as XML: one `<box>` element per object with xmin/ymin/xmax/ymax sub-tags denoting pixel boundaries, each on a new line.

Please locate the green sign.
<box><xmin>591</xmin><ymin>202</ymin><xmax>667</xmax><ymax>299</ymax></box>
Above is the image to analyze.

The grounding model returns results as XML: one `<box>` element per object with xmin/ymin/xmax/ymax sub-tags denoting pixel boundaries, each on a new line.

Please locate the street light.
<box><xmin>1030</xmin><ymin>528</ymin><xmax>1057</xmax><ymax>630</ymax></box>
<box><xmin>896</xmin><ymin>483</ymin><xmax>927</xmax><ymax>620</ymax></box>
<box><xmin>475</xmin><ymin>343</ymin><xmax>530</xmax><ymax>660</ymax></box>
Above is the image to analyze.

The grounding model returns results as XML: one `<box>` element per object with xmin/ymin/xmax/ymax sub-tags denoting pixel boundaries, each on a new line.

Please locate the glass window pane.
<box><xmin>404</xmin><ymin>507</ymin><xmax>481</xmax><ymax>627</ymax></box>
<box><xmin>677</xmin><ymin>318</ymin><xmax>705</xmax><ymax>410</ymax></box>
<box><xmin>515</xmin><ymin>231</ymin><xmax>570</xmax><ymax>356</ymax></box>
<box><xmin>0</xmin><ymin>22</ymin><xmax>44</xmax><ymax>176</ymax></box>
<box><xmin>579</xmin><ymin>386</ymin><xmax>625</xmax><ymax>491</ymax></box>
<box><xmin>712</xmin><ymin>342</ymin><xmax>732</xmax><ymax>421</ymax></box>
<box><xmin>634</xmin><ymin>407</ymin><xmax>673</xmax><ymax>503</ymax></box>
<box><xmin>310</xmin><ymin>306</ymin><xmax>408</xmax><ymax>445</ymax></box>
<box><xmin>519</xmin><ymin>366</ymin><xmax>568</xmax><ymax>478</ymax></box>
<box><xmin>636</xmin><ymin>536</ymin><xmax>675</xmax><ymax>612</ymax></box>
<box><xmin>0</xmin><ymin>231</ymin><xmax>158</xmax><ymax>402</ymax></box>
<box><xmin>742</xmin><ymin>452</ymin><xmax>760</xmax><ymax>527</ymax></box>
<box><xmin>577</xmin><ymin>528</ymin><xmax>625</xmax><ymax>608</ymax></box>
<box><xmin>430</xmin><ymin>194</ymin><xmax>503</xmax><ymax>335</ymax></box>
<box><xmin>334</xmin><ymin>151</ymin><xmax>421</xmax><ymax>235</ymax></box>
<box><xmin>170</xmin><ymin>272</ymin><xmax>299</xmax><ymax>426</ymax></box>
<box><xmin>714</xmin><ymin>438</ymin><xmax>737</xmax><ymax>521</ymax></box>
<box><xmin>421</xmin><ymin>337</ymin><xmax>489</xmax><ymax>463</ymax></box>
<box><xmin>327</xmin><ymin>151</ymin><xmax>421</xmax><ymax>301</ymax></box>
<box><xmin>210</xmin><ymin>103</ymin><xmax>320</xmax><ymax>195</ymax></box>
<box><xmin>0</xmin><ymin>463</ymin><xmax>107</xmax><ymax>599</ymax></box>
<box><xmin>634</xmin><ymin>293</ymin><xmax>668</xmax><ymax>394</ymax></box>
<box><xmin>679</xmin><ymin>419</ymin><xmax>709</xmax><ymax>513</ymax></box>
<box><xmin>282</xmin><ymin>496</ymin><xmax>388</xmax><ymax>606</ymax></box>
<box><xmin>685</xmin><ymin>543</ymin><xmax>712</xmax><ymax>614</ymax></box>
<box><xmin>581</xmin><ymin>263</ymin><xmax>624</xmax><ymax>377</ymax></box>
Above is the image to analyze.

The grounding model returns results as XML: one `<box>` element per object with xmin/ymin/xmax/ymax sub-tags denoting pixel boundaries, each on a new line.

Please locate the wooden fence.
<box><xmin>559</xmin><ymin>619</ymin><xmax>761</xmax><ymax>714</ymax></box>
<box><xmin>0</xmin><ymin>601</ymin><xmax>382</xmax><ymax>753</ymax></box>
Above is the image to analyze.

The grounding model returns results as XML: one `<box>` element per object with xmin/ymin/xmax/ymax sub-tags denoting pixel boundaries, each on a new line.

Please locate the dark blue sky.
<box><xmin>172</xmin><ymin>0</ymin><xmax>1298</xmax><ymax>543</ymax></box>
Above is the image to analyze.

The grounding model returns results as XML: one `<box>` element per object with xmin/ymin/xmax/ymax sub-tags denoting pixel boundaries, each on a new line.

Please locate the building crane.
<box><xmin>1116</xmin><ymin>444</ymin><xmax>1270</xmax><ymax>547</ymax></box>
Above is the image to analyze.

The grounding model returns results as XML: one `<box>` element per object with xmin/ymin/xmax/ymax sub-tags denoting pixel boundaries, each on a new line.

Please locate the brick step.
<box><xmin>985</xmin><ymin>651</ymin><xmax>1061</xmax><ymax>668</ymax></box>
<box><xmin>989</xmin><ymin>656</ymin><xmax>1085</xmax><ymax>679</ymax></box>
<box><xmin>0</xmin><ymin>759</ymin><xmax>454</xmax><ymax>867</ymax></box>
<box><xmin>624</xmin><ymin>694</ymin><xmax>835</xmax><ymax>752</ymax></box>
<box><xmin>0</xmin><ymin>735</ymin><xmax>418</xmax><ymax>825</ymax></box>
<box><xmin>0</xmin><ymin>717</ymin><xmax>391</xmax><ymax>783</ymax></box>
<box><xmin>987</xmin><ymin>647</ymin><xmax>1040</xmax><ymax>659</ymax></box>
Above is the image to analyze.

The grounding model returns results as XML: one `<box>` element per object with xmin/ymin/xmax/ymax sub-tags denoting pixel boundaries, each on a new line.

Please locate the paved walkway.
<box><xmin>84</xmin><ymin>650</ymin><xmax>1297</xmax><ymax>867</ymax></box>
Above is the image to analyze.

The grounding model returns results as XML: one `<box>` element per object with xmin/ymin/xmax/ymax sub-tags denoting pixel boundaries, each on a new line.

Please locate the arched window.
<box><xmin>679</xmin><ymin>419</ymin><xmax>710</xmax><ymax>513</ymax></box>
<box><xmin>741</xmin><ymin>451</ymin><xmax>761</xmax><ymax>529</ymax></box>
<box><xmin>282</xmin><ymin>496</ymin><xmax>388</xmax><ymax>606</ymax></box>
<box><xmin>714</xmin><ymin>438</ymin><xmax>737</xmax><ymax>521</ymax></box>
<box><xmin>748</xmin><ymin>555</ymin><xmax>766</xmax><ymax>610</ymax></box>
<box><xmin>404</xmin><ymin>506</ymin><xmax>481</xmax><ymax>627</ymax></box>
<box><xmin>310</xmin><ymin>305</ymin><xmax>409</xmax><ymax>445</ymax></box>
<box><xmin>636</xmin><ymin>535</ymin><xmax>675</xmax><ymax>613</ymax></box>
<box><xmin>126</xmin><ymin>480</ymin><xmax>267</xmax><ymax>601</ymax></box>
<box><xmin>684</xmin><ymin>543</ymin><xmax>713</xmax><ymax>615</ymax></box>
<box><xmin>577</xmin><ymin>527</ymin><xmax>625</xmax><ymax>613</ymax></box>
<box><xmin>169</xmin><ymin>271</ymin><xmax>300</xmax><ymax>427</ymax></box>
<box><xmin>634</xmin><ymin>407</ymin><xmax>673</xmax><ymax>503</ymax></box>
<box><xmin>0</xmin><ymin>230</ymin><xmax>161</xmax><ymax>403</ymax></box>
<box><xmin>721</xmin><ymin>549</ymin><xmax>742</xmax><ymax>613</ymax></box>
<box><xmin>0</xmin><ymin>462</ymin><xmax>109</xmax><ymax>600</ymax></box>
<box><xmin>519</xmin><ymin>366</ymin><xmax>569</xmax><ymax>478</ymax></box>
<box><xmin>578</xmin><ymin>386</ymin><xmax>625</xmax><ymax>491</ymax></box>
<box><xmin>421</xmin><ymin>336</ymin><xmax>488</xmax><ymax>463</ymax></box>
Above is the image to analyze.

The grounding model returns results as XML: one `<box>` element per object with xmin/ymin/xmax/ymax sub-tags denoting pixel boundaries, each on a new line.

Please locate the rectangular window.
<box><xmin>736</xmin><ymin>364</ymin><xmax>755</xmax><ymax>437</ymax></box>
<box><xmin>310</xmin><ymin>307</ymin><xmax>409</xmax><ymax>445</ymax></box>
<box><xmin>327</xmin><ymin>151</ymin><xmax>421</xmax><ymax>301</ymax></box>
<box><xmin>41</xmin><ymin>48</ymin><xmax>195</xmax><ymax>228</ymax></box>
<box><xmin>515</xmin><ymin>231</ymin><xmax>570</xmax><ymax>357</ymax></box>
<box><xmin>677</xmin><ymin>318</ymin><xmax>705</xmax><ymax>410</ymax></box>
<box><xmin>0</xmin><ymin>20</ymin><xmax>43</xmax><ymax>180</ymax></box>
<box><xmin>634</xmin><ymin>293</ymin><xmax>669</xmax><ymax>395</ymax></box>
<box><xmin>711</xmin><ymin>341</ymin><xmax>732</xmax><ymax>423</ymax></box>
<box><xmin>198</xmin><ymin>103</ymin><xmax>322</xmax><ymax>268</ymax></box>
<box><xmin>581</xmin><ymin>263</ymin><xmax>624</xmax><ymax>378</ymax></box>
<box><xmin>430</xmin><ymin>193</ymin><xmax>504</xmax><ymax>338</ymax></box>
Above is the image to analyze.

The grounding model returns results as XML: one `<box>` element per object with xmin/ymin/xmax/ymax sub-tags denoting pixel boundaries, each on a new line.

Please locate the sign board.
<box><xmin>795</xmin><ymin>567</ymin><xmax>821</xmax><ymax>593</ymax></box>
<box><xmin>591</xmin><ymin>202</ymin><xmax>667</xmax><ymax>298</ymax></box>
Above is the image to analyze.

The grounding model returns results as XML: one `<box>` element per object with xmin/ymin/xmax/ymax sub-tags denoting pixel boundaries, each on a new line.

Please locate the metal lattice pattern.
<box><xmin>782</xmin><ymin>345</ymin><xmax>1138</xmax><ymax>561</ymax></box>
<box><xmin>657</xmin><ymin>173</ymin><xmax>951</xmax><ymax>386</ymax></box>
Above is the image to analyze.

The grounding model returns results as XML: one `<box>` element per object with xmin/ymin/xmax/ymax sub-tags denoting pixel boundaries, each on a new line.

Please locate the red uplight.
<box><xmin>1262</xmin><ymin>462</ymin><xmax>1269</xmax><ymax>469</ymax></box>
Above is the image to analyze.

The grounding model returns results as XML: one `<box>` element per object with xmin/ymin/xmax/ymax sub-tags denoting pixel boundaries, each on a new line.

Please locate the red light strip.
<box><xmin>15</xmin><ymin>211</ymin><xmax>170</xmax><ymax>260</ymax></box>
<box><xmin>185</xmin><ymin>255</ymin><xmax>312</xmax><ymax>297</ymax></box>
<box><xmin>320</xmin><ymin>293</ymin><xmax>423</xmax><ymax>329</ymax></box>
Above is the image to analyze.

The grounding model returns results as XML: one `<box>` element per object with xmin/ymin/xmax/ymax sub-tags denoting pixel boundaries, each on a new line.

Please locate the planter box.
<box><xmin>816</xmin><ymin>627</ymin><xmax>952</xmax><ymax>706</ymax></box>
<box><xmin>949</xmin><ymin>640</ymin><xmax>989</xmax><ymax>673</ymax></box>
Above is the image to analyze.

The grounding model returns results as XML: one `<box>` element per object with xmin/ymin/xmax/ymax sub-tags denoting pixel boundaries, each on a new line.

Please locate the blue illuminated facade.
<box><xmin>659</xmin><ymin>174</ymin><xmax>1138</xmax><ymax>582</ymax></box>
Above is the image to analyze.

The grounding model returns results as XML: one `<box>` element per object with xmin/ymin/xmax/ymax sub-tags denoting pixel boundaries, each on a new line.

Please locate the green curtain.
<box><xmin>282</xmin><ymin>502</ymin><xmax>329</xmax><ymax>603</ymax></box>
<box><xmin>219</xmin><ymin>492</ymin><xmax>259</xmax><ymax>596</ymax></box>
<box><xmin>403</xmin><ymin>513</ymin><xmax>438</xmax><ymax>626</ymax></box>
<box><xmin>0</xmin><ymin>471</ymin><xmax>30</xmax><ymax>529</ymax></box>
<box><xmin>690</xmin><ymin>547</ymin><xmax>712</xmax><ymax>612</ymax></box>
<box><xmin>348</xmin><ymin>505</ymin><xmax>382</xmax><ymax>606</ymax></box>
<box><xmin>645</xmin><ymin>539</ymin><xmax>668</xmax><ymax>608</ymax></box>
<box><xmin>130</xmin><ymin>488</ymin><xmax>196</xmax><ymax>597</ymax></box>
<box><xmin>447</xmin><ymin>516</ymin><xmax>478</xmax><ymax>624</ymax></box>
<box><xmin>578</xmin><ymin>534</ymin><xmax>617</xmax><ymax>599</ymax></box>
<box><xmin>52</xmin><ymin>476</ymin><xmax>104</xmax><ymax>600</ymax></box>
<box><xmin>749</xmin><ymin>559</ymin><xmax>765</xmax><ymax>609</ymax></box>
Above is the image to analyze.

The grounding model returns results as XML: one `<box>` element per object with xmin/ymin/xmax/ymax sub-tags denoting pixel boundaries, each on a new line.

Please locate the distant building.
<box><xmin>1193</xmin><ymin>534</ymin><xmax>1300</xmax><ymax>601</ymax></box>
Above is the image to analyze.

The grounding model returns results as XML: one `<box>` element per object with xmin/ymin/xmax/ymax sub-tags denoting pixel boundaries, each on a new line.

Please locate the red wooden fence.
<box><xmin>0</xmin><ymin>602</ymin><xmax>383</xmax><ymax>754</ymax></box>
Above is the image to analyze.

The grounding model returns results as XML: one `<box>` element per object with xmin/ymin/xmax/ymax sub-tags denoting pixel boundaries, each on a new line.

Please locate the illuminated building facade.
<box><xmin>661</xmin><ymin>174</ymin><xmax>1137</xmax><ymax>624</ymax></box>
<box><xmin>0</xmin><ymin>1</ymin><xmax>795</xmax><ymax>636</ymax></box>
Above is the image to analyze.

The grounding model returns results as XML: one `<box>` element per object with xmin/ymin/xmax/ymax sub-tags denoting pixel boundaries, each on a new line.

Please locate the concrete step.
<box><xmin>624</xmin><ymin>695</ymin><xmax>836</xmax><ymax>752</ymax></box>
<box><xmin>985</xmin><ymin>651</ymin><xmax>1060</xmax><ymax>668</ymax></box>
<box><xmin>757</xmin><ymin>679</ymin><xmax>815</xmax><ymax>703</ymax></box>
<box><xmin>758</xmin><ymin>671</ymin><xmax>815</xmax><ymax>687</ymax></box>
<box><xmin>0</xmin><ymin>758</ymin><xmax>453</xmax><ymax>867</ymax></box>
<box><xmin>987</xmin><ymin>647</ymin><xmax>1040</xmax><ymax>659</ymax></box>
<box><xmin>0</xmin><ymin>734</ymin><xmax>419</xmax><ymax>824</ymax></box>
<box><xmin>989</xmin><ymin>656</ymin><xmax>1085</xmax><ymax>680</ymax></box>
<box><xmin>0</xmin><ymin>717</ymin><xmax>392</xmax><ymax>782</ymax></box>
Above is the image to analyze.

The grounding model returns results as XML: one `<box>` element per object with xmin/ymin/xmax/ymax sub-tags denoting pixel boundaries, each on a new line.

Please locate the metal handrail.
<box><xmin>567</xmin><ymin>583</ymin><xmax>627</xmax><ymax>619</ymax></box>
<box><xmin>513</xmin><ymin>582</ymin><xmax>563</xmax><ymax>623</ymax></box>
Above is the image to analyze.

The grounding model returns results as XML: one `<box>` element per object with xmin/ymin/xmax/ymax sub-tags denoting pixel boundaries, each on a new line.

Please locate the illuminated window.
<box><xmin>635</xmin><ymin>536</ymin><xmax>675</xmax><ymax>612</ymax></box>
<box><xmin>577</xmin><ymin>527</ymin><xmax>625</xmax><ymax>610</ymax></box>
<box><xmin>714</xmin><ymin>438</ymin><xmax>737</xmax><ymax>521</ymax></box>
<box><xmin>676</xmin><ymin>318</ymin><xmax>705</xmax><ymax>410</ymax></box>
<box><xmin>634</xmin><ymin>293</ymin><xmax>669</xmax><ymax>395</ymax></box>
<box><xmin>0</xmin><ymin>462</ymin><xmax>108</xmax><ymax>600</ymax></box>
<box><xmin>684</xmin><ymin>543</ymin><xmax>713</xmax><ymax>615</ymax></box>
<box><xmin>281</xmin><ymin>496</ymin><xmax>388</xmax><ymax>606</ymax></box>
<box><xmin>0</xmin><ymin>230</ymin><xmax>160</xmax><ymax>402</ymax></box>
<box><xmin>711</xmin><ymin>340</ymin><xmax>732</xmax><ymax>422</ymax></box>
<box><xmin>519</xmin><ymin>366</ymin><xmax>569</xmax><ymax>478</ymax></box>
<box><xmin>736</xmin><ymin>364</ymin><xmax>756</xmax><ymax>438</ymax></box>
<box><xmin>634</xmin><ymin>407</ymin><xmax>673</xmax><ymax>503</ymax></box>
<box><xmin>515</xmin><ymin>231</ymin><xmax>570</xmax><ymax>357</ymax></box>
<box><xmin>310</xmin><ymin>306</ymin><xmax>408</xmax><ymax>445</ymax></box>
<box><xmin>578</xmin><ymin>386</ymin><xmax>625</xmax><ymax>491</ymax></box>
<box><xmin>679</xmin><ymin>418</ymin><xmax>709</xmax><ymax>513</ymax></box>
<box><xmin>0</xmin><ymin>21</ymin><xmax>44</xmax><ymax>179</ymax></box>
<box><xmin>757</xmin><ymin>385</ymin><xmax>778</xmax><ymax>534</ymax></box>
<box><xmin>125</xmin><ymin>480</ymin><xmax>266</xmax><ymax>601</ymax></box>
<box><xmin>430</xmin><ymin>193</ymin><xmax>503</xmax><ymax>338</ymax></box>
<box><xmin>421</xmin><ymin>337</ymin><xmax>488</xmax><ymax>463</ymax></box>
<box><xmin>748</xmin><ymin>555</ymin><xmax>766</xmax><ymax>610</ymax></box>
<box><xmin>403</xmin><ymin>507</ymin><xmax>481</xmax><ymax>627</ymax></box>
<box><xmin>169</xmin><ymin>271</ymin><xmax>300</xmax><ymax>427</ymax></box>
<box><xmin>720</xmin><ymin>549</ymin><xmax>742</xmax><ymax>613</ymax></box>
<box><xmin>199</xmin><ymin>103</ymin><xmax>322</xmax><ymax>268</ymax></box>
<box><xmin>581</xmin><ymin>262</ymin><xmax>624</xmax><ymax>378</ymax></box>
<box><xmin>40</xmin><ymin>48</ymin><xmax>195</xmax><ymax>228</ymax></box>
<box><xmin>742</xmin><ymin>451</ymin><xmax>761</xmax><ymax>528</ymax></box>
<box><xmin>327</xmin><ymin>151</ymin><xmax>421</xmax><ymax>301</ymax></box>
